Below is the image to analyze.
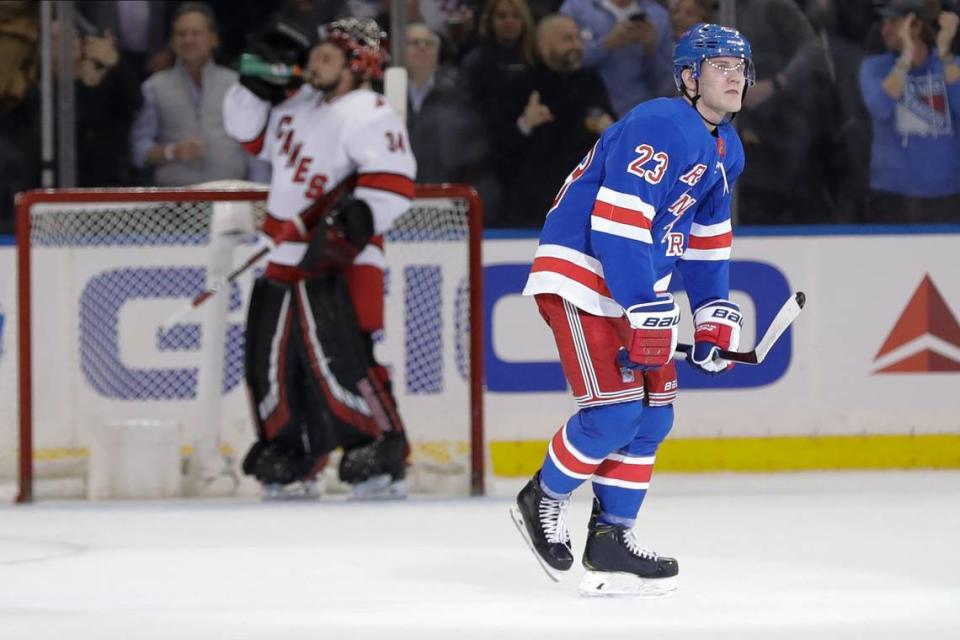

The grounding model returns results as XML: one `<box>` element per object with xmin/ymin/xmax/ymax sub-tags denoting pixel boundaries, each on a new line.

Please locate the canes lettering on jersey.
<box><xmin>224</xmin><ymin>84</ymin><xmax>417</xmax><ymax>283</ymax></box>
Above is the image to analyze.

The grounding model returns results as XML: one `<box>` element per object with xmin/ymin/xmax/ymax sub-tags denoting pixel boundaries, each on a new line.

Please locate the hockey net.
<box><xmin>6</xmin><ymin>183</ymin><xmax>483</xmax><ymax>501</ymax></box>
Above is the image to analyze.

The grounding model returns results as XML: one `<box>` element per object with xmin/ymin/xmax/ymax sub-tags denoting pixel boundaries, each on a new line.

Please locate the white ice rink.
<box><xmin>2</xmin><ymin>471</ymin><xmax>959</xmax><ymax>640</ymax></box>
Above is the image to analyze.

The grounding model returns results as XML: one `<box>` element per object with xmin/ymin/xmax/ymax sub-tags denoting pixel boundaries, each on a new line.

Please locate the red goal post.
<box><xmin>13</xmin><ymin>184</ymin><xmax>484</xmax><ymax>501</ymax></box>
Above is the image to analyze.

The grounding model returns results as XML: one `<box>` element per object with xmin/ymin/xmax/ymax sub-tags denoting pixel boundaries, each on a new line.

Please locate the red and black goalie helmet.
<box><xmin>316</xmin><ymin>18</ymin><xmax>389</xmax><ymax>81</ymax></box>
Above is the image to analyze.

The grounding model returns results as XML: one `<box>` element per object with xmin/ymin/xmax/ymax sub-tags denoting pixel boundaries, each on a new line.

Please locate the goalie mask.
<box><xmin>316</xmin><ymin>18</ymin><xmax>389</xmax><ymax>81</ymax></box>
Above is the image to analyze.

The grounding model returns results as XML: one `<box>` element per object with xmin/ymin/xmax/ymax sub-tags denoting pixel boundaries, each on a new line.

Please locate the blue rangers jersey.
<box><xmin>522</xmin><ymin>96</ymin><xmax>744</xmax><ymax>317</ymax></box>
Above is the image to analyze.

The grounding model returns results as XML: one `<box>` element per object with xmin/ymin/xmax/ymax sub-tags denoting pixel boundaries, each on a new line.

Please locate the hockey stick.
<box><xmin>159</xmin><ymin>245</ymin><xmax>270</xmax><ymax>331</ymax></box>
<box><xmin>675</xmin><ymin>292</ymin><xmax>806</xmax><ymax>365</ymax></box>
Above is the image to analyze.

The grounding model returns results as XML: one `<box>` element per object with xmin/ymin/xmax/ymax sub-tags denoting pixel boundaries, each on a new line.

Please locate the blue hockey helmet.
<box><xmin>673</xmin><ymin>23</ymin><xmax>755</xmax><ymax>94</ymax></box>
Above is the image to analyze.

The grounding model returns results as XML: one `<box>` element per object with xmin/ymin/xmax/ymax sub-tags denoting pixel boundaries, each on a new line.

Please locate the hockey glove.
<box><xmin>688</xmin><ymin>299</ymin><xmax>742</xmax><ymax>375</ymax></box>
<box><xmin>239</xmin><ymin>20</ymin><xmax>311</xmax><ymax>104</ymax></box>
<box><xmin>268</xmin><ymin>217</ymin><xmax>307</xmax><ymax>246</ymax></box>
<box><xmin>298</xmin><ymin>197</ymin><xmax>375</xmax><ymax>271</ymax></box>
<box><xmin>620</xmin><ymin>293</ymin><xmax>680</xmax><ymax>370</ymax></box>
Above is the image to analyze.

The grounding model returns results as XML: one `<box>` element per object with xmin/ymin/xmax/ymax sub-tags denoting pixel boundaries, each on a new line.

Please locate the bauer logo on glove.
<box><xmin>688</xmin><ymin>299</ymin><xmax>742</xmax><ymax>375</ymax></box>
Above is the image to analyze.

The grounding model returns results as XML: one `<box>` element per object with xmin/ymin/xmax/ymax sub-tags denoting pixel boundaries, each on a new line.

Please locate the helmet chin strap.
<box><xmin>684</xmin><ymin>79</ymin><xmax>723</xmax><ymax>128</ymax></box>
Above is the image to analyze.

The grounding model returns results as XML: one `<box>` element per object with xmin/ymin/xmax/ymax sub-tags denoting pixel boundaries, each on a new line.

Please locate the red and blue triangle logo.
<box><xmin>873</xmin><ymin>274</ymin><xmax>960</xmax><ymax>373</ymax></box>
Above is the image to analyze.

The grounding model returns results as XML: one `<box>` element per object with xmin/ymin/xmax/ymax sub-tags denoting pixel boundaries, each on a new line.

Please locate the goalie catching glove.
<box><xmin>239</xmin><ymin>20</ymin><xmax>312</xmax><ymax>104</ymax></box>
<box><xmin>618</xmin><ymin>293</ymin><xmax>680</xmax><ymax>370</ymax></box>
<box><xmin>298</xmin><ymin>195</ymin><xmax>375</xmax><ymax>271</ymax></box>
<box><xmin>688</xmin><ymin>299</ymin><xmax>742</xmax><ymax>375</ymax></box>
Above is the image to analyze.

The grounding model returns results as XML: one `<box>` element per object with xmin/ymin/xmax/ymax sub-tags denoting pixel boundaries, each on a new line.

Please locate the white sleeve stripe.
<box><xmin>604</xmin><ymin>453</ymin><xmax>656</xmax><ymax>465</ymax></box>
<box><xmin>596</xmin><ymin>186</ymin><xmax>656</xmax><ymax>220</ymax></box>
<box><xmin>591</xmin><ymin>216</ymin><xmax>653</xmax><ymax>243</ymax></box>
<box><xmin>681</xmin><ymin>247</ymin><xmax>732</xmax><ymax>261</ymax></box>
<box><xmin>353</xmin><ymin>186</ymin><xmax>411</xmax><ymax>235</ymax></box>
<box><xmin>690</xmin><ymin>220</ymin><xmax>732</xmax><ymax>237</ymax></box>
<box><xmin>534</xmin><ymin>244</ymin><xmax>605</xmax><ymax>275</ymax></box>
<box><xmin>353</xmin><ymin>243</ymin><xmax>386</xmax><ymax>269</ymax></box>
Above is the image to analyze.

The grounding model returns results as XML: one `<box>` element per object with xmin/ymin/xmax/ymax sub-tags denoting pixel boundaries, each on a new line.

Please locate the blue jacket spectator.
<box><xmin>859</xmin><ymin>0</ymin><xmax>960</xmax><ymax>221</ymax></box>
<box><xmin>560</xmin><ymin>0</ymin><xmax>672</xmax><ymax>116</ymax></box>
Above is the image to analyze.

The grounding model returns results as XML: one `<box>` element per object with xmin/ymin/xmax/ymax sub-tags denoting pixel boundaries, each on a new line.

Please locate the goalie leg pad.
<box><xmin>243</xmin><ymin>277</ymin><xmax>338</xmax><ymax>482</ymax></box>
<box><xmin>244</xmin><ymin>277</ymin><xmax>304</xmax><ymax>441</ymax></box>
<box><xmin>295</xmin><ymin>273</ymin><xmax>406</xmax><ymax>440</ymax></box>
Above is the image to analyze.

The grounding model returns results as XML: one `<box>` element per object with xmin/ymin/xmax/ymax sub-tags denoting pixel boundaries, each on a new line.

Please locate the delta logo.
<box><xmin>873</xmin><ymin>274</ymin><xmax>960</xmax><ymax>373</ymax></box>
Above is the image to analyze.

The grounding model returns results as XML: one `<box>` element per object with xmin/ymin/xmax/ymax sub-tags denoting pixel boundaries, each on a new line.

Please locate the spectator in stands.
<box><xmin>527</xmin><ymin>1</ymin><xmax>565</xmax><ymax>23</ymax></box>
<box><xmin>859</xmin><ymin>0</ymin><xmax>960</xmax><ymax>222</ymax></box>
<box><xmin>130</xmin><ymin>2</ymin><xmax>267</xmax><ymax>187</ymax></box>
<box><xmin>0</xmin><ymin>0</ymin><xmax>39</xmax><ymax>233</ymax></box>
<box><xmin>668</xmin><ymin>0</ymin><xmax>713</xmax><ymax>40</ymax></box>
<box><xmin>269</xmin><ymin>0</ymin><xmax>349</xmax><ymax>35</ymax></box>
<box><xmin>491</xmin><ymin>13</ymin><xmax>614</xmax><ymax>227</ymax></box>
<box><xmin>804</xmin><ymin>0</ymin><xmax>874</xmax><ymax>222</ymax></box>
<box><xmin>460</xmin><ymin>0</ymin><xmax>535</xmax><ymax>126</ymax></box>
<box><xmin>416</xmin><ymin>0</ymin><xmax>481</xmax><ymax>62</ymax></box>
<box><xmin>405</xmin><ymin>23</ymin><xmax>500</xmax><ymax>221</ymax></box>
<box><xmin>78</xmin><ymin>1</ymin><xmax>175</xmax><ymax>81</ymax></box>
<box><xmin>58</xmin><ymin>20</ymin><xmax>144</xmax><ymax>187</ymax></box>
<box><xmin>560</xmin><ymin>0</ymin><xmax>673</xmax><ymax>116</ymax></box>
<box><xmin>733</xmin><ymin>0</ymin><xmax>834</xmax><ymax>224</ymax></box>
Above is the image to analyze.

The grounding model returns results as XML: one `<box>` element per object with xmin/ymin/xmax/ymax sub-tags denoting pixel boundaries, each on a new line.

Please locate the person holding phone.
<box><xmin>560</xmin><ymin>0</ymin><xmax>673</xmax><ymax>116</ymax></box>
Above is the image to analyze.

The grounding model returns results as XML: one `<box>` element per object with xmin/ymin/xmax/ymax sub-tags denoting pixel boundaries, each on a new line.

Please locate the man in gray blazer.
<box><xmin>130</xmin><ymin>2</ymin><xmax>266</xmax><ymax>186</ymax></box>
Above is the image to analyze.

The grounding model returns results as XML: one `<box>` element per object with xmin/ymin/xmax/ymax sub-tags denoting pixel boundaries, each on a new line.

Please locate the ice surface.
<box><xmin>2</xmin><ymin>472</ymin><xmax>959</xmax><ymax>639</ymax></box>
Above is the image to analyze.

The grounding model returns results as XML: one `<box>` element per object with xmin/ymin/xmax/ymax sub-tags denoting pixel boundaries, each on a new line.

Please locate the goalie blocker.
<box><xmin>242</xmin><ymin>267</ymin><xmax>408</xmax><ymax>494</ymax></box>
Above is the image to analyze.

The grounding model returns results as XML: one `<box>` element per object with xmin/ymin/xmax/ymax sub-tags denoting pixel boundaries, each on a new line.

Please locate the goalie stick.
<box><xmin>159</xmin><ymin>244</ymin><xmax>270</xmax><ymax>330</ymax></box>
<box><xmin>159</xmin><ymin>191</ymin><xmax>341</xmax><ymax>331</ymax></box>
<box><xmin>675</xmin><ymin>292</ymin><xmax>806</xmax><ymax>366</ymax></box>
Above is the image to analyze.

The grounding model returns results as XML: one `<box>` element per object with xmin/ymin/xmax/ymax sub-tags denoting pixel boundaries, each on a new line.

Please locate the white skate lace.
<box><xmin>624</xmin><ymin>529</ymin><xmax>658</xmax><ymax>560</ymax></box>
<box><xmin>539</xmin><ymin>497</ymin><xmax>571</xmax><ymax>545</ymax></box>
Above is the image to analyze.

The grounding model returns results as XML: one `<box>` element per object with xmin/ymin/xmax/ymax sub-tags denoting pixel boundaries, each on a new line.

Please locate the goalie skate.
<box><xmin>261</xmin><ymin>479</ymin><xmax>322</xmax><ymax>501</ymax></box>
<box><xmin>349</xmin><ymin>474</ymin><xmax>407</xmax><ymax>500</ymax></box>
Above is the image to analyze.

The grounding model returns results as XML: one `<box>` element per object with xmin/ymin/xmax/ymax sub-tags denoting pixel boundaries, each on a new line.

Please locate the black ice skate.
<box><xmin>510</xmin><ymin>474</ymin><xmax>574</xmax><ymax>581</ymax></box>
<box><xmin>340</xmin><ymin>432</ymin><xmax>408</xmax><ymax>500</ymax></box>
<box><xmin>579</xmin><ymin>499</ymin><xmax>678</xmax><ymax>597</ymax></box>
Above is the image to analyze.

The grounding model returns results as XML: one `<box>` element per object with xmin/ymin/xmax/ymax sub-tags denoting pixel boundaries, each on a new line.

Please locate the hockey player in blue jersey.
<box><xmin>510</xmin><ymin>23</ymin><xmax>754</xmax><ymax>596</ymax></box>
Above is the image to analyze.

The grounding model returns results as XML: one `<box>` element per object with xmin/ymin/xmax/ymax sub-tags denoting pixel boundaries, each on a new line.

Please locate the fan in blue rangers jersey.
<box><xmin>510</xmin><ymin>23</ymin><xmax>754</xmax><ymax>597</ymax></box>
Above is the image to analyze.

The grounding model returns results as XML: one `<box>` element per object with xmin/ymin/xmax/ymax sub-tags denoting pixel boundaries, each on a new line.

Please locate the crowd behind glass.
<box><xmin>1</xmin><ymin>0</ymin><xmax>958</xmax><ymax>234</ymax></box>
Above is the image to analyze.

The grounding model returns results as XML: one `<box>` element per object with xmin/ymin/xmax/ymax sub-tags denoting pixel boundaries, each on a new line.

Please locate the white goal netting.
<box><xmin>3</xmin><ymin>185</ymin><xmax>482</xmax><ymax>500</ymax></box>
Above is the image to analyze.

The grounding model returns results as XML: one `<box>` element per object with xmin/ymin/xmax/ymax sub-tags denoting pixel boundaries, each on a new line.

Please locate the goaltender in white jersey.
<box><xmin>223</xmin><ymin>18</ymin><xmax>417</xmax><ymax>500</ymax></box>
<box><xmin>223</xmin><ymin>62</ymin><xmax>416</xmax><ymax>282</ymax></box>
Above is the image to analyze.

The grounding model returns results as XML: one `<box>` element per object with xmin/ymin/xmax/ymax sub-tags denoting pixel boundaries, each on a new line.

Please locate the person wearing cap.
<box><xmin>858</xmin><ymin>0</ymin><xmax>960</xmax><ymax>221</ymax></box>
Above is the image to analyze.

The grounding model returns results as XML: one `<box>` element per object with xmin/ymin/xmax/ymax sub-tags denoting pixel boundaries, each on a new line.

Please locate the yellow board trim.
<box><xmin>490</xmin><ymin>434</ymin><xmax>960</xmax><ymax>476</ymax></box>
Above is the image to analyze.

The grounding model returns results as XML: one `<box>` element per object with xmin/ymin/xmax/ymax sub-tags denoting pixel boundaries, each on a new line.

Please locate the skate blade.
<box><xmin>349</xmin><ymin>475</ymin><xmax>407</xmax><ymax>501</ymax></box>
<box><xmin>261</xmin><ymin>481</ymin><xmax>321</xmax><ymax>501</ymax></box>
<box><xmin>509</xmin><ymin>506</ymin><xmax>562</xmax><ymax>583</ymax></box>
<box><xmin>578</xmin><ymin>571</ymin><xmax>678</xmax><ymax>598</ymax></box>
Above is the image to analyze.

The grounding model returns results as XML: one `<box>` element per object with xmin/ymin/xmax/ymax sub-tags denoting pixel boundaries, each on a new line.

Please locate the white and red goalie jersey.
<box><xmin>223</xmin><ymin>83</ymin><xmax>417</xmax><ymax>283</ymax></box>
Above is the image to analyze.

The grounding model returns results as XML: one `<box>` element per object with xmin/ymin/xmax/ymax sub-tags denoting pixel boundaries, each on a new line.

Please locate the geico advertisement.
<box><xmin>1</xmin><ymin>233</ymin><xmax>959</xmax><ymax>451</ymax></box>
<box><xmin>483</xmin><ymin>234</ymin><xmax>960</xmax><ymax>442</ymax></box>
